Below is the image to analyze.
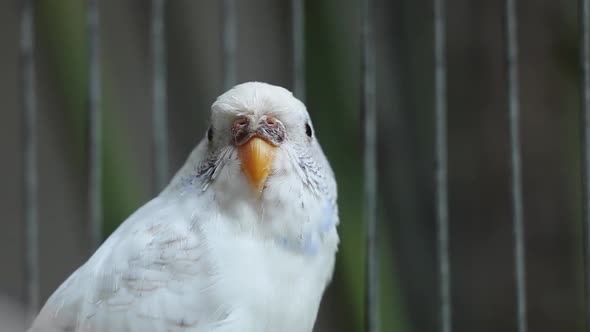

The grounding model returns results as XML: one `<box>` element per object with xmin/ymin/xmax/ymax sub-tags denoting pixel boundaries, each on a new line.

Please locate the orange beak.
<box><xmin>238</xmin><ymin>136</ymin><xmax>277</xmax><ymax>194</ymax></box>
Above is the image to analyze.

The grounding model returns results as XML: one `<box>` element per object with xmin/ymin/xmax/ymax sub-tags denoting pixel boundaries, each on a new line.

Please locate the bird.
<box><xmin>29</xmin><ymin>82</ymin><xmax>339</xmax><ymax>332</ymax></box>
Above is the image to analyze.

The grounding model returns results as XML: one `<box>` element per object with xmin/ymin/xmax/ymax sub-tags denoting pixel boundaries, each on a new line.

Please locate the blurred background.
<box><xmin>0</xmin><ymin>0</ymin><xmax>585</xmax><ymax>331</ymax></box>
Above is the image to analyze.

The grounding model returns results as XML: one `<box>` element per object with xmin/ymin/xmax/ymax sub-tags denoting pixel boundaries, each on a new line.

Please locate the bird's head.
<box><xmin>209</xmin><ymin>82</ymin><xmax>314</xmax><ymax>194</ymax></box>
<box><xmin>166</xmin><ymin>82</ymin><xmax>338</xmax><ymax>253</ymax></box>
<box><xmin>171</xmin><ymin>82</ymin><xmax>334</xmax><ymax>203</ymax></box>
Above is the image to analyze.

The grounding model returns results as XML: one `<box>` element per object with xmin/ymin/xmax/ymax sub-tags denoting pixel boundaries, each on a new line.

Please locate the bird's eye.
<box><xmin>305</xmin><ymin>123</ymin><xmax>313</xmax><ymax>137</ymax></box>
<box><xmin>207</xmin><ymin>126</ymin><xmax>214</xmax><ymax>141</ymax></box>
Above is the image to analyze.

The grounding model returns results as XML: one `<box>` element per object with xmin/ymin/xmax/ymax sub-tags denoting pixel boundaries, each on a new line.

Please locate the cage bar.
<box><xmin>152</xmin><ymin>0</ymin><xmax>169</xmax><ymax>192</ymax></box>
<box><xmin>21</xmin><ymin>0</ymin><xmax>39</xmax><ymax>320</ymax></box>
<box><xmin>223</xmin><ymin>0</ymin><xmax>237</xmax><ymax>90</ymax></box>
<box><xmin>433</xmin><ymin>0</ymin><xmax>451</xmax><ymax>331</ymax></box>
<box><xmin>361</xmin><ymin>0</ymin><xmax>378</xmax><ymax>331</ymax></box>
<box><xmin>580</xmin><ymin>0</ymin><xmax>590</xmax><ymax>331</ymax></box>
<box><xmin>291</xmin><ymin>0</ymin><xmax>305</xmax><ymax>102</ymax></box>
<box><xmin>504</xmin><ymin>1</ymin><xmax>528</xmax><ymax>331</ymax></box>
<box><xmin>87</xmin><ymin>0</ymin><xmax>102</xmax><ymax>252</ymax></box>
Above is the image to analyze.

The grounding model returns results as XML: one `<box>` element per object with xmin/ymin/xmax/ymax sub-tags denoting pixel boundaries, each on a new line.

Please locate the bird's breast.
<box><xmin>199</xmin><ymin>208</ymin><xmax>337</xmax><ymax>332</ymax></box>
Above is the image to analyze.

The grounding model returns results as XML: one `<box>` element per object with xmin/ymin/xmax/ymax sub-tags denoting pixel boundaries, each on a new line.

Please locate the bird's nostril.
<box><xmin>265</xmin><ymin>117</ymin><xmax>277</xmax><ymax>125</ymax></box>
<box><xmin>236</xmin><ymin>117</ymin><xmax>249</xmax><ymax>126</ymax></box>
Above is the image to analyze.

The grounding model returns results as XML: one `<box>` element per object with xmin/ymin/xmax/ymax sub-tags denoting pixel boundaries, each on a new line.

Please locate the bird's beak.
<box><xmin>238</xmin><ymin>136</ymin><xmax>277</xmax><ymax>194</ymax></box>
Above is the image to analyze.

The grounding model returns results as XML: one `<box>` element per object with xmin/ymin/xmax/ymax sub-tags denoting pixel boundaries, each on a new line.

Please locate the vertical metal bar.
<box><xmin>433</xmin><ymin>0</ymin><xmax>451</xmax><ymax>331</ymax></box>
<box><xmin>580</xmin><ymin>0</ymin><xmax>590</xmax><ymax>331</ymax></box>
<box><xmin>87</xmin><ymin>0</ymin><xmax>102</xmax><ymax>252</ymax></box>
<box><xmin>223</xmin><ymin>0</ymin><xmax>237</xmax><ymax>90</ymax></box>
<box><xmin>152</xmin><ymin>0</ymin><xmax>168</xmax><ymax>191</ymax></box>
<box><xmin>21</xmin><ymin>0</ymin><xmax>39</xmax><ymax>320</ymax></box>
<box><xmin>504</xmin><ymin>1</ymin><xmax>528</xmax><ymax>332</ymax></box>
<box><xmin>361</xmin><ymin>0</ymin><xmax>378</xmax><ymax>331</ymax></box>
<box><xmin>292</xmin><ymin>0</ymin><xmax>305</xmax><ymax>102</ymax></box>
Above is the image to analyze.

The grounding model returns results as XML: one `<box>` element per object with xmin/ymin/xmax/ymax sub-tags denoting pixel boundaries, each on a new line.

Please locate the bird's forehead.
<box><xmin>211</xmin><ymin>82</ymin><xmax>308</xmax><ymax>124</ymax></box>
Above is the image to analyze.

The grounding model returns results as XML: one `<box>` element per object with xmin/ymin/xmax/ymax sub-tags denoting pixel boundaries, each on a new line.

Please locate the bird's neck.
<box><xmin>165</xmin><ymin>168</ymin><xmax>334</xmax><ymax>256</ymax></box>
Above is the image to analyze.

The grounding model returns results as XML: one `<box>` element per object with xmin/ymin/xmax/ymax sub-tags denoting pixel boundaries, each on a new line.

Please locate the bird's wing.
<box><xmin>29</xmin><ymin>197</ymin><xmax>224</xmax><ymax>332</ymax></box>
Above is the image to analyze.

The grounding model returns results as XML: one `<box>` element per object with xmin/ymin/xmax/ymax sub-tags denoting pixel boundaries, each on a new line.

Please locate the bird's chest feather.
<box><xmin>199</xmin><ymin>195</ymin><xmax>337</xmax><ymax>332</ymax></box>
<box><xmin>206</xmin><ymin>230</ymin><xmax>335</xmax><ymax>332</ymax></box>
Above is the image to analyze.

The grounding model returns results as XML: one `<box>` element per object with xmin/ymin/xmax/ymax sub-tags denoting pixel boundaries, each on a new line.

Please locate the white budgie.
<box><xmin>29</xmin><ymin>82</ymin><xmax>339</xmax><ymax>332</ymax></box>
